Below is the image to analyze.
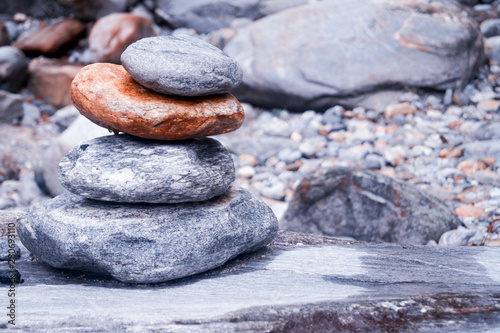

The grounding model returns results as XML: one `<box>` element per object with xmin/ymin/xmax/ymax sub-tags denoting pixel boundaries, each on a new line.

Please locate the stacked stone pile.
<box><xmin>17</xmin><ymin>35</ymin><xmax>278</xmax><ymax>284</ymax></box>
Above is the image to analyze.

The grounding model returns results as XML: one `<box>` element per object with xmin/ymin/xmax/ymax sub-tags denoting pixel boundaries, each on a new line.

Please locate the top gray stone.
<box><xmin>121</xmin><ymin>35</ymin><xmax>243</xmax><ymax>96</ymax></box>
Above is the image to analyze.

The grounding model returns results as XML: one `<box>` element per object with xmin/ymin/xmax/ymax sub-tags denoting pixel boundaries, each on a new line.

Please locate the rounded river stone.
<box><xmin>17</xmin><ymin>188</ymin><xmax>278</xmax><ymax>284</ymax></box>
<box><xmin>59</xmin><ymin>134</ymin><xmax>235</xmax><ymax>203</ymax></box>
<box><xmin>70</xmin><ymin>63</ymin><xmax>244</xmax><ymax>140</ymax></box>
<box><xmin>121</xmin><ymin>35</ymin><xmax>243</xmax><ymax>96</ymax></box>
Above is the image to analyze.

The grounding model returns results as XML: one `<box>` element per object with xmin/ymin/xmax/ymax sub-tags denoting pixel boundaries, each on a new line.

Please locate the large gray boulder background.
<box><xmin>59</xmin><ymin>135</ymin><xmax>235</xmax><ymax>203</ymax></box>
<box><xmin>281</xmin><ymin>167</ymin><xmax>461</xmax><ymax>245</ymax></box>
<box><xmin>224</xmin><ymin>0</ymin><xmax>484</xmax><ymax>111</ymax></box>
<box><xmin>18</xmin><ymin>188</ymin><xmax>278</xmax><ymax>283</ymax></box>
<box><xmin>155</xmin><ymin>0</ymin><xmax>316</xmax><ymax>34</ymax></box>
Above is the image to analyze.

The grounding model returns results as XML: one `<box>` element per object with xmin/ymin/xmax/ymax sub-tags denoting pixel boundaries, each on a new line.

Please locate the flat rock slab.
<box><xmin>71</xmin><ymin>63</ymin><xmax>244</xmax><ymax>140</ymax></box>
<box><xmin>121</xmin><ymin>35</ymin><xmax>242</xmax><ymax>96</ymax></box>
<box><xmin>4</xmin><ymin>222</ymin><xmax>500</xmax><ymax>332</ymax></box>
<box><xmin>59</xmin><ymin>135</ymin><xmax>235</xmax><ymax>203</ymax></box>
<box><xmin>17</xmin><ymin>188</ymin><xmax>278</xmax><ymax>283</ymax></box>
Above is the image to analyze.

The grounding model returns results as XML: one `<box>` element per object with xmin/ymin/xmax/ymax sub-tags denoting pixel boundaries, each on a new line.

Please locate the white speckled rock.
<box><xmin>17</xmin><ymin>188</ymin><xmax>279</xmax><ymax>283</ymax></box>
<box><xmin>58</xmin><ymin>134</ymin><xmax>235</xmax><ymax>203</ymax></box>
<box><xmin>121</xmin><ymin>35</ymin><xmax>242</xmax><ymax>96</ymax></box>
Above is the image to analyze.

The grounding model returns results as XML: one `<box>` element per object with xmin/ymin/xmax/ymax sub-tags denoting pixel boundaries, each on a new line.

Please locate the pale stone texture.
<box><xmin>59</xmin><ymin>135</ymin><xmax>235</xmax><ymax>203</ymax></box>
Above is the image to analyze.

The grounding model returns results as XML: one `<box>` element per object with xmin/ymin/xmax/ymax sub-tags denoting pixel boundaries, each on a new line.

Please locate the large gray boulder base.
<box><xmin>224</xmin><ymin>0</ymin><xmax>484</xmax><ymax>111</ymax></box>
<box><xmin>281</xmin><ymin>167</ymin><xmax>461</xmax><ymax>245</ymax></box>
<box><xmin>121</xmin><ymin>35</ymin><xmax>242</xmax><ymax>96</ymax></box>
<box><xmin>0</xmin><ymin>46</ymin><xmax>29</xmax><ymax>93</ymax></box>
<box><xmin>59</xmin><ymin>134</ymin><xmax>235</xmax><ymax>203</ymax></box>
<box><xmin>17</xmin><ymin>188</ymin><xmax>278</xmax><ymax>283</ymax></box>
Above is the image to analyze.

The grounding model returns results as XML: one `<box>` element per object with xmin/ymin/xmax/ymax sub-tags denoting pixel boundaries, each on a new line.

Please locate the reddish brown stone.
<box><xmin>455</xmin><ymin>205</ymin><xmax>489</xmax><ymax>219</ymax></box>
<box><xmin>14</xmin><ymin>18</ymin><xmax>85</xmax><ymax>57</ymax></box>
<box><xmin>29</xmin><ymin>58</ymin><xmax>83</xmax><ymax>109</ymax></box>
<box><xmin>70</xmin><ymin>63</ymin><xmax>245</xmax><ymax>140</ymax></box>
<box><xmin>439</xmin><ymin>147</ymin><xmax>463</xmax><ymax>159</ymax></box>
<box><xmin>384</xmin><ymin>102</ymin><xmax>417</xmax><ymax>118</ymax></box>
<box><xmin>88</xmin><ymin>13</ymin><xmax>155</xmax><ymax>64</ymax></box>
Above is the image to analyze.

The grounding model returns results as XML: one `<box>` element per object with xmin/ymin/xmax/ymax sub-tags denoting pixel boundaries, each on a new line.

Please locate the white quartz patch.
<box><xmin>475</xmin><ymin>249</ymin><xmax>500</xmax><ymax>283</ymax></box>
<box><xmin>266</xmin><ymin>245</ymin><xmax>372</xmax><ymax>276</ymax></box>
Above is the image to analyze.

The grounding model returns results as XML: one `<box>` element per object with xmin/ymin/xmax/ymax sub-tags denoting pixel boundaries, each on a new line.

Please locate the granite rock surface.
<box><xmin>59</xmin><ymin>135</ymin><xmax>235</xmax><ymax>203</ymax></box>
<box><xmin>18</xmin><ymin>188</ymin><xmax>278</xmax><ymax>283</ymax></box>
<box><xmin>121</xmin><ymin>35</ymin><xmax>242</xmax><ymax>96</ymax></box>
<box><xmin>71</xmin><ymin>63</ymin><xmax>244</xmax><ymax>140</ymax></box>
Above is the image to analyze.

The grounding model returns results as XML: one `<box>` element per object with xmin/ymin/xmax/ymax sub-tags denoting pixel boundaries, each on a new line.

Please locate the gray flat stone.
<box><xmin>17</xmin><ymin>188</ymin><xmax>278</xmax><ymax>284</ymax></box>
<box><xmin>59</xmin><ymin>135</ymin><xmax>235</xmax><ymax>203</ymax></box>
<box><xmin>121</xmin><ymin>35</ymin><xmax>242</xmax><ymax>96</ymax></box>
<box><xmin>5</xmin><ymin>219</ymin><xmax>500</xmax><ymax>332</ymax></box>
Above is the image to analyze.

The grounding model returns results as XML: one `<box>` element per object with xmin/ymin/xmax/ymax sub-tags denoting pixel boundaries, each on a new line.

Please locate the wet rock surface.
<box><xmin>121</xmin><ymin>35</ymin><xmax>242</xmax><ymax>96</ymax></box>
<box><xmin>71</xmin><ymin>63</ymin><xmax>245</xmax><ymax>140</ymax></box>
<box><xmin>281</xmin><ymin>167</ymin><xmax>461</xmax><ymax>245</ymax></box>
<box><xmin>18</xmin><ymin>188</ymin><xmax>278</xmax><ymax>283</ymax></box>
<box><xmin>59</xmin><ymin>135</ymin><xmax>235</xmax><ymax>203</ymax></box>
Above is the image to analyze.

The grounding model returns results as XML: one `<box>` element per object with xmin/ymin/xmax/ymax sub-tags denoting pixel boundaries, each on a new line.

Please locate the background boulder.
<box><xmin>281</xmin><ymin>167</ymin><xmax>461</xmax><ymax>245</ymax></box>
<box><xmin>224</xmin><ymin>0</ymin><xmax>484</xmax><ymax>111</ymax></box>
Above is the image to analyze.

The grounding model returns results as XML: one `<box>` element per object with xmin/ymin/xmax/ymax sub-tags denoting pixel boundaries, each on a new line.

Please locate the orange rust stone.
<box><xmin>439</xmin><ymin>147</ymin><xmax>463</xmax><ymax>159</ymax></box>
<box><xmin>455</xmin><ymin>205</ymin><xmax>489</xmax><ymax>219</ymax></box>
<box><xmin>384</xmin><ymin>102</ymin><xmax>417</xmax><ymax>118</ymax></box>
<box><xmin>70</xmin><ymin>63</ymin><xmax>245</xmax><ymax>140</ymax></box>
<box><xmin>477</xmin><ymin>99</ymin><xmax>500</xmax><ymax>111</ymax></box>
<box><xmin>457</xmin><ymin>159</ymin><xmax>489</xmax><ymax>173</ymax></box>
<box><xmin>448</xmin><ymin>119</ymin><xmax>464</xmax><ymax>129</ymax></box>
<box><xmin>483</xmin><ymin>157</ymin><xmax>496</xmax><ymax>166</ymax></box>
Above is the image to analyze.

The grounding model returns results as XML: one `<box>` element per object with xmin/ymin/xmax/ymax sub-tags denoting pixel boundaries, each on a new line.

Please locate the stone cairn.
<box><xmin>17</xmin><ymin>35</ymin><xmax>278</xmax><ymax>284</ymax></box>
